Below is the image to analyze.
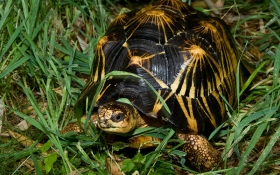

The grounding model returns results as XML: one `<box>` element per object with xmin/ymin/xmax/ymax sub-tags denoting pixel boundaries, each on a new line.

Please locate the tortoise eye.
<box><xmin>111</xmin><ymin>113</ymin><xmax>125</xmax><ymax>122</ymax></box>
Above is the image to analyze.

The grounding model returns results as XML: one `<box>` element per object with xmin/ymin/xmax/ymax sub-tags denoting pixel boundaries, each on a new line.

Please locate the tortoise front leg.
<box><xmin>177</xmin><ymin>133</ymin><xmax>221</xmax><ymax>171</ymax></box>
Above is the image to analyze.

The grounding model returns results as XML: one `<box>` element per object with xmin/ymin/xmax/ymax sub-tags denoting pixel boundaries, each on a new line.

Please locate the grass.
<box><xmin>0</xmin><ymin>0</ymin><xmax>280</xmax><ymax>174</ymax></box>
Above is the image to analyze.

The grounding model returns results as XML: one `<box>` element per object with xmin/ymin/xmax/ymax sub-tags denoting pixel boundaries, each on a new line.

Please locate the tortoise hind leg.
<box><xmin>177</xmin><ymin>133</ymin><xmax>221</xmax><ymax>171</ymax></box>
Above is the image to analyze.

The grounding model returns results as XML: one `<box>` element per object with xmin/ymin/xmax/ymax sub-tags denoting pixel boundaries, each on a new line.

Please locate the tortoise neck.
<box><xmin>136</xmin><ymin>113</ymin><xmax>166</xmax><ymax>128</ymax></box>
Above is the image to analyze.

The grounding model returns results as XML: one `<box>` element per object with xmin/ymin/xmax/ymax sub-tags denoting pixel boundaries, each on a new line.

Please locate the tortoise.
<box><xmin>74</xmin><ymin>0</ymin><xmax>239</xmax><ymax>171</ymax></box>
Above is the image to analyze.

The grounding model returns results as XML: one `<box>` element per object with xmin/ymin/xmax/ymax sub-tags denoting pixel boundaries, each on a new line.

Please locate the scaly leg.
<box><xmin>177</xmin><ymin>133</ymin><xmax>220</xmax><ymax>171</ymax></box>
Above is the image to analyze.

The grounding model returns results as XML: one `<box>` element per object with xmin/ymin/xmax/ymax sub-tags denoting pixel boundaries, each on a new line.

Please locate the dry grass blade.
<box><xmin>7</xmin><ymin>129</ymin><xmax>43</xmax><ymax>148</ymax></box>
<box><xmin>0</xmin><ymin>99</ymin><xmax>4</xmax><ymax>134</ymax></box>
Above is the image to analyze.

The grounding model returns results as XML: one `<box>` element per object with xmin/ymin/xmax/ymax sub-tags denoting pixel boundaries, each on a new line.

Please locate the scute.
<box><xmin>76</xmin><ymin>0</ymin><xmax>238</xmax><ymax>136</ymax></box>
<box><xmin>124</xmin><ymin>4</ymin><xmax>186</xmax><ymax>44</ymax></box>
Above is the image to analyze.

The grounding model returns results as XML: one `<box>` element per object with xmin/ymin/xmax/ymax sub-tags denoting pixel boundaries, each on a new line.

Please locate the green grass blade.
<box><xmin>236</xmin><ymin>122</ymin><xmax>268</xmax><ymax>174</ymax></box>
<box><xmin>31</xmin><ymin>154</ymin><xmax>43</xmax><ymax>175</ymax></box>
<box><xmin>233</xmin><ymin>14</ymin><xmax>271</xmax><ymax>33</ymax></box>
<box><xmin>32</xmin><ymin>10</ymin><xmax>52</xmax><ymax>40</ymax></box>
<box><xmin>236</xmin><ymin>58</ymin><xmax>241</xmax><ymax>107</ymax></box>
<box><xmin>0</xmin><ymin>56</ymin><xmax>29</xmax><ymax>78</ymax></box>
<box><xmin>16</xmin><ymin>81</ymin><xmax>71</xmax><ymax>173</ymax></box>
<box><xmin>0</xmin><ymin>1</ymin><xmax>12</xmax><ymax>30</ymax></box>
<box><xmin>248</xmin><ymin>123</ymin><xmax>280</xmax><ymax>175</ymax></box>
<box><xmin>141</xmin><ymin>128</ymin><xmax>175</xmax><ymax>175</ymax></box>
<box><xmin>272</xmin><ymin>44</ymin><xmax>280</xmax><ymax>88</ymax></box>
<box><xmin>271</xmin><ymin>0</ymin><xmax>280</xmax><ymax>15</ymax></box>
<box><xmin>0</xmin><ymin>18</ymin><xmax>26</xmax><ymax>62</ymax></box>
<box><xmin>13</xmin><ymin>110</ymin><xmax>46</xmax><ymax>132</ymax></box>
<box><xmin>240</xmin><ymin>60</ymin><xmax>268</xmax><ymax>96</ymax></box>
<box><xmin>76</xmin><ymin>142</ymin><xmax>107</xmax><ymax>174</ymax></box>
<box><xmin>21</xmin><ymin>0</ymin><xmax>28</xmax><ymax>20</ymax></box>
<box><xmin>234</xmin><ymin>107</ymin><xmax>278</xmax><ymax>140</ymax></box>
<box><xmin>17</xmin><ymin>81</ymin><xmax>48</xmax><ymax>126</ymax></box>
<box><xmin>29</xmin><ymin>0</ymin><xmax>40</xmax><ymax>36</ymax></box>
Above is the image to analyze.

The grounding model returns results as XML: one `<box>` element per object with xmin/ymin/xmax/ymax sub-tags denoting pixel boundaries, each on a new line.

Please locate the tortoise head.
<box><xmin>97</xmin><ymin>101</ymin><xmax>140</xmax><ymax>134</ymax></box>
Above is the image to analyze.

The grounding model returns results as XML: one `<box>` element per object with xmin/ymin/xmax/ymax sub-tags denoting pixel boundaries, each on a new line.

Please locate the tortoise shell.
<box><xmin>76</xmin><ymin>0</ymin><xmax>238</xmax><ymax>136</ymax></box>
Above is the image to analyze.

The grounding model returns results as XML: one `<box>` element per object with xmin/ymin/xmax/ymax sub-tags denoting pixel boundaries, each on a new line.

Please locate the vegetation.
<box><xmin>0</xmin><ymin>0</ymin><xmax>279</xmax><ymax>174</ymax></box>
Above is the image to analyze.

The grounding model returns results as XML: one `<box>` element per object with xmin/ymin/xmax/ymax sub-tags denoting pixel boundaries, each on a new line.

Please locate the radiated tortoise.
<box><xmin>74</xmin><ymin>0</ymin><xmax>239</xmax><ymax>171</ymax></box>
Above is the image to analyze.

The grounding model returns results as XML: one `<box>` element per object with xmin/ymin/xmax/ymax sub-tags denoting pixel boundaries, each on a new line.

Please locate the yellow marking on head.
<box><xmin>176</xmin><ymin>95</ymin><xmax>198</xmax><ymax>134</ymax></box>
<box><xmin>98</xmin><ymin>103</ymin><xmax>137</xmax><ymax>134</ymax></box>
